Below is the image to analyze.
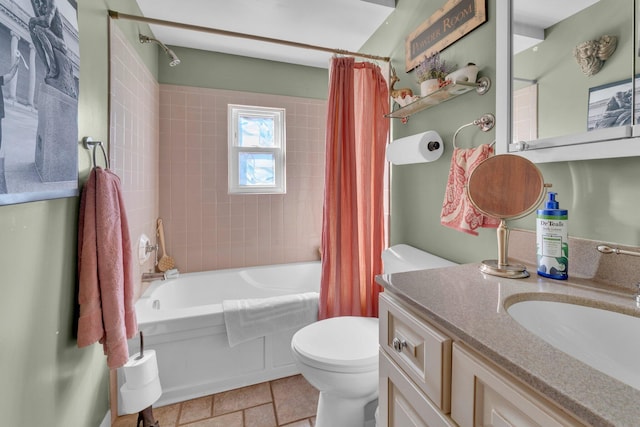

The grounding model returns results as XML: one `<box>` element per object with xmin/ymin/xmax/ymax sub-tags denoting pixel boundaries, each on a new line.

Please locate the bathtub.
<box><xmin>117</xmin><ymin>261</ymin><xmax>321</xmax><ymax>411</ymax></box>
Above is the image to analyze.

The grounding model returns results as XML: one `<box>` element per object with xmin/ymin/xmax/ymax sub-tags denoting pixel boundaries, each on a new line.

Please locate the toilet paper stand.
<box><xmin>121</xmin><ymin>331</ymin><xmax>161</xmax><ymax>427</ymax></box>
<box><xmin>137</xmin><ymin>406</ymin><xmax>159</xmax><ymax>427</ymax></box>
<box><xmin>137</xmin><ymin>332</ymin><xmax>159</xmax><ymax>427</ymax></box>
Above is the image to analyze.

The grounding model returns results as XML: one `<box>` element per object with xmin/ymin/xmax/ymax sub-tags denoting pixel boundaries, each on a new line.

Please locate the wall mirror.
<box><xmin>496</xmin><ymin>0</ymin><xmax>640</xmax><ymax>163</ymax></box>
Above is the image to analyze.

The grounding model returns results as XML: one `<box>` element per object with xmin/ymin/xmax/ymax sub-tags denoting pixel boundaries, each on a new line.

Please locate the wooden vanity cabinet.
<box><xmin>379</xmin><ymin>292</ymin><xmax>452</xmax><ymax>410</ymax></box>
<box><xmin>379</xmin><ymin>292</ymin><xmax>583</xmax><ymax>427</ymax></box>
<box><xmin>450</xmin><ymin>343</ymin><xmax>582</xmax><ymax>427</ymax></box>
<box><xmin>379</xmin><ymin>350</ymin><xmax>457</xmax><ymax>427</ymax></box>
<box><xmin>379</xmin><ymin>292</ymin><xmax>456</xmax><ymax>427</ymax></box>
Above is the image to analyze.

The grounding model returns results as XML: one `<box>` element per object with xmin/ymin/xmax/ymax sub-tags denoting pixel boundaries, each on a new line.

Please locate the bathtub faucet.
<box><xmin>141</xmin><ymin>268</ymin><xmax>180</xmax><ymax>283</ymax></box>
<box><xmin>141</xmin><ymin>272</ymin><xmax>165</xmax><ymax>282</ymax></box>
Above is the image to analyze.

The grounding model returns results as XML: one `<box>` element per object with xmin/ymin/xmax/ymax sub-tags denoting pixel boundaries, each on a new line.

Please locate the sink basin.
<box><xmin>507</xmin><ymin>299</ymin><xmax>640</xmax><ymax>390</ymax></box>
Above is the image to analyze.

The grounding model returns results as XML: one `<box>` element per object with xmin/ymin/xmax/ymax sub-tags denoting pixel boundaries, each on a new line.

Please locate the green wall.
<box><xmin>363</xmin><ymin>0</ymin><xmax>640</xmax><ymax>263</ymax></box>
<box><xmin>363</xmin><ymin>0</ymin><xmax>499</xmax><ymax>262</ymax></box>
<box><xmin>159</xmin><ymin>46</ymin><xmax>328</xmax><ymax>98</ymax></box>
<box><xmin>0</xmin><ymin>1</ymin><xmax>157</xmax><ymax>426</ymax></box>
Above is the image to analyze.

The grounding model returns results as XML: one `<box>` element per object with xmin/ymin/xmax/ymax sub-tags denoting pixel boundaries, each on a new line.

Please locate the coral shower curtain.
<box><xmin>319</xmin><ymin>57</ymin><xmax>390</xmax><ymax>319</ymax></box>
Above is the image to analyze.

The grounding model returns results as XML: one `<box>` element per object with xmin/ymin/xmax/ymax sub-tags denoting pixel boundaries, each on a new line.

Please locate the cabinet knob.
<box><xmin>392</xmin><ymin>337</ymin><xmax>407</xmax><ymax>352</ymax></box>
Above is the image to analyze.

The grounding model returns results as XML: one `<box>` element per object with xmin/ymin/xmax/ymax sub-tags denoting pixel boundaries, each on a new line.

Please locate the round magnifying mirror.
<box><xmin>467</xmin><ymin>154</ymin><xmax>546</xmax><ymax>278</ymax></box>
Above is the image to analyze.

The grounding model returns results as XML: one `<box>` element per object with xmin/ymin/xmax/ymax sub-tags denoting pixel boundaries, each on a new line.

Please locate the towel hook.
<box><xmin>452</xmin><ymin>113</ymin><xmax>496</xmax><ymax>149</ymax></box>
<box><xmin>82</xmin><ymin>136</ymin><xmax>110</xmax><ymax>169</ymax></box>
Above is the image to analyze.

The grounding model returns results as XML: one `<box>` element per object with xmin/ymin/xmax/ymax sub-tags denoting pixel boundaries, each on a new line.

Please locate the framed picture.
<box><xmin>405</xmin><ymin>0</ymin><xmax>487</xmax><ymax>72</ymax></box>
<box><xmin>0</xmin><ymin>0</ymin><xmax>79</xmax><ymax>206</ymax></box>
<box><xmin>587</xmin><ymin>77</ymin><xmax>640</xmax><ymax>131</ymax></box>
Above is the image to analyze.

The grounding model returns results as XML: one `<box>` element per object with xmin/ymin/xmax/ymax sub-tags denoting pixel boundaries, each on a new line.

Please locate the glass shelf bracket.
<box><xmin>386</xmin><ymin>76</ymin><xmax>492</xmax><ymax>120</ymax></box>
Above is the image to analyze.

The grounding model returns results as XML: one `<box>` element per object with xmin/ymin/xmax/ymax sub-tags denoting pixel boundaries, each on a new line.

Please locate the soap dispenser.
<box><xmin>536</xmin><ymin>192</ymin><xmax>568</xmax><ymax>280</ymax></box>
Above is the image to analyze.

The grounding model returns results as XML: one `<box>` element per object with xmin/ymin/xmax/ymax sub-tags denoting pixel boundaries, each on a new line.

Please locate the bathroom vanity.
<box><xmin>376</xmin><ymin>256</ymin><xmax>640</xmax><ymax>427</ymax></box>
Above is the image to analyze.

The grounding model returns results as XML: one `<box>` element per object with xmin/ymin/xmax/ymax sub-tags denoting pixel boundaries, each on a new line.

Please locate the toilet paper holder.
<box><xmin>386</xmin><ymin>130</ymin><xmax>444</xmax><ymax>165</ymax></box>
<box><xmin>453</xmin><ymin>113</ymin><xmax>496</xmax><ymax>149</ymax></box>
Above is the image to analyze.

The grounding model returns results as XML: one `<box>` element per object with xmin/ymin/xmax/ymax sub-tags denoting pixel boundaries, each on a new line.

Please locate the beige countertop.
<box><xmin>377</xmin><ymin>263</ymin><xmax>640</xmax><ymax>427</ymax></box>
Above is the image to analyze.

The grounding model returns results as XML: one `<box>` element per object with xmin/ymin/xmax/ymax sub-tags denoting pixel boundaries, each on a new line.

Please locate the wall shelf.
<box><xmin>386</xmin><ymin>76</ymin><xmax>492</xmax><ymax>120</ymax></box>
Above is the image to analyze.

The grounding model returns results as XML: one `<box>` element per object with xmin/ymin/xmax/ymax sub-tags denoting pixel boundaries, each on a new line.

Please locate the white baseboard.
<box><xmin>99</xmin><ymin>410</ymin><xmax>111</xmax><ymax>427</ymax></box>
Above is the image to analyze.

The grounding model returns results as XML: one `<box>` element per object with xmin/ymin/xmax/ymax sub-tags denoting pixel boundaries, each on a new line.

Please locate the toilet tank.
<box><xmin>382</xmin><ymin>244</ymin><xmax>457</xmax><ymax>274</ymax></box>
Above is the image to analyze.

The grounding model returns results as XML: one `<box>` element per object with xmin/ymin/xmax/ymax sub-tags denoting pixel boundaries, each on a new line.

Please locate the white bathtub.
<box><xmin>118</xmin><ymin>261</ymin><xmax>321</xmax><ymax>411</ymax></box>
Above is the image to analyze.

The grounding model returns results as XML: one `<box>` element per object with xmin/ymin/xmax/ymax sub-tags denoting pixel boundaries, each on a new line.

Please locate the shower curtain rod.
<box><xmin>108</xmin><ymin>10</ymin><xmax>390</xmax><ymax>63</ymax></box>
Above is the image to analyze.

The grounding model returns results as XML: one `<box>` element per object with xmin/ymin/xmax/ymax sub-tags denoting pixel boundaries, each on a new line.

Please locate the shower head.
<box><xmin>165</xmin><ymin>48</ymin><xmax>181</xmax><ymax>67</ymax></box>
<box><xmin>139</xmin><ymin>33</ymin><xmax>181</xmax><ymax>67</ymax></box>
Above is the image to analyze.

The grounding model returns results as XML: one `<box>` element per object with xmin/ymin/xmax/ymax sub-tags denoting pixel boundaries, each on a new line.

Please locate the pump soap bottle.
<box><xmin>536</xmin><ymin>192</ymin><xmax>568</xmax><ymax>280</ymax></box>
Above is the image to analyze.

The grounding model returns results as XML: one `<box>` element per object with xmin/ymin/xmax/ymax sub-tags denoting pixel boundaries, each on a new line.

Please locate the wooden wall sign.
<box><xmin>405</xmin><ymin>0</ymin><xmax>487</xmax><ymax>71</ymax></box>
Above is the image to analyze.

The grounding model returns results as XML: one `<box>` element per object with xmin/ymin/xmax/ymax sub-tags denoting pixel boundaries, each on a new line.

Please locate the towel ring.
<box><xmin>82</xmin><ymin>136</ymin><xmax>110</xmax><ymax>169</ymax></box>
<box><xmin>452</xmin><ymin>113</ymin><xmax>496</xmax><ymax>149</ymax></box>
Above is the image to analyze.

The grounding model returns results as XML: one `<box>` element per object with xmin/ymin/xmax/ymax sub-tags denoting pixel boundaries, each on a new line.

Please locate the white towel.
<box><xmin>223</xmin><ymin>292</ymin><xmax>319</xmax><ymax>347</ymax></box>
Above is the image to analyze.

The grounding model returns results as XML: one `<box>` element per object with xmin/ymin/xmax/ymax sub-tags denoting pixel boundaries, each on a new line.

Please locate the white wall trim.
<box><xmin>99</xmin><ymin>411</ymin><xmax>111</xmax><ymax>427</ymax></box>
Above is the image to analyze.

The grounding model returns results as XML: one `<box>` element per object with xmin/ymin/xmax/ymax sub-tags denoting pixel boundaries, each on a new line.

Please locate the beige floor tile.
<box><xmin>112</xmin><ymin>413</ymin><xmax>138</xmax><ymax>427</ymax></box>
<box><xmin>153</xmin><ymin>402</ymin><xmax>181</xmax><ymax>426</ymax></box>
<box><xmin>244</xmin><ymin>403</ymin><xmax>277</xmax><ymax>427</ymax></box>
<box><xmin>116</xmin><ymin>377</ymin><xmax>318</xmax><ymax>426</ymax></box>
<box><xmin>213</xmin><ymin>382</ymin><xmax>272</xmax><ymax>416</ymax></box>
<box><xmin>271</xmin><ymin>375</ymin><xmax>319</xmax><ymax>425</ymax></box>
<box><xmin>114</xmin><ymin>403</ymin><xmax>179</xmax><ymax>426</ymax></box>
<box><xmin>179</xmin><ymin>395</ymin><xmax>214</xmax><ymax>424</ymax></box>
<box><xmin>181</xmin><ymin>411</ymin><xmax>243</xmax><ymax>427</ymax></box>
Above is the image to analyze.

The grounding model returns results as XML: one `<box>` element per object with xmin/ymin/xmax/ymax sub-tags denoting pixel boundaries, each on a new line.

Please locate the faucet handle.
<box><xmin>635</xmin><ymin>283</ymin><xmax>640</xmax><ymax>306</ymax></box>
<box><xmin>597</xmin><ymin>245</ymin><xmax>640</xmax><ymax>257</ymax></box>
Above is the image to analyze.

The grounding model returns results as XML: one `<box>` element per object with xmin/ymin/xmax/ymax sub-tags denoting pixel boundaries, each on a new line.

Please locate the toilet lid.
<box><xmin>292</xmin><ymin>316</ymin><xmax>379</xmax><ymax>373</ymax></box>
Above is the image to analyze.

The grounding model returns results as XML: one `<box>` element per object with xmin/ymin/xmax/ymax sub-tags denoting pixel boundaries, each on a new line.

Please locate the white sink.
<box><xmin>507</xmin><ymin>299</ymin><xmax>640</xmax><ymax>390</ymax></box>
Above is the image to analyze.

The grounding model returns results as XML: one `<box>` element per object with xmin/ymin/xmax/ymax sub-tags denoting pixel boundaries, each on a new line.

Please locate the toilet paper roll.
<box><xmin>386</xmin><ymin>130</ymin><xmax>444</xmax><ymax>165</ymax></box>
<box><xmin>120</xmin><ymin>375</ymin><xmax>162</xmax><ymax>414</ymax></box>
<box><xmin>123</xmin><ymin>349</ymin><xmax>159</xmax><ymax>390</ymax></box>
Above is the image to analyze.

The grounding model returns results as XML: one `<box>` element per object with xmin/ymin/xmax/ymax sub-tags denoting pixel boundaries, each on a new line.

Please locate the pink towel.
<box><xmin>440</xmin><ymin>145</ymin><xmax>500</xmax><ymax>235</ymax></box>
<box><xmin>77</xmin><ymin>167</ymin><xmax>137</xmax><ymax>368</ymax></box>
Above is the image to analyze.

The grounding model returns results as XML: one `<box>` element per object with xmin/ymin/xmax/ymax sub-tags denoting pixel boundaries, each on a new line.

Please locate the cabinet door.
<box><xmin>379</xmin><ymin>350</ymin><xmax>457</xmax><ymax>427</ymax></box>
<box><xmin>380</xmin><ymin>293</ymin><xmax>452</xmax><ymax>412</ymax></box>
<box><xmin>451</xmin><ymin>343</ymin><xmax>583</xmax><ymax>427</ymax></box>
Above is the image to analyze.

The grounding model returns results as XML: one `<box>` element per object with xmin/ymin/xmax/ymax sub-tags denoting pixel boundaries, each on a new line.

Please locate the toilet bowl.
<box><xmin>291</xmin><ymin>316</ymin><xmax>378</xmax><ymax>427</ymax></box>
<box><xmin>292</xmin><ymin>244</ymin><xmax>457</xmax><ymax>427</ymax></box>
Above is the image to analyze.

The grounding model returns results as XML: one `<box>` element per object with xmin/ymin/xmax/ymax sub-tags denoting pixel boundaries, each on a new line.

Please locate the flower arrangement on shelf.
<box><xmin>415</xmin><ymin>52</ymin><xmax>457</xmax><ymax>96</ymax></box>
<box><xmin>415</xmin><ymin>52</ymin><xmax>455</xmax><ymax>82</ymax></box>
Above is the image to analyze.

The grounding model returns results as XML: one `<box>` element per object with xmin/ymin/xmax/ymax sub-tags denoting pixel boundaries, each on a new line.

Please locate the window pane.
<box><xmin>238</xmin><ymin>115</ymin><xmax>275</xmax><ymax>147</ymax></box>
<box><xmin>239</xmin><ymin>152</ymin><xmax>275</xmax><ymax>186</ymax></box>
<box><xmin>228</xmin><ymin>104</ymin><xmax>285</xmax><ymax>194</ymax></box>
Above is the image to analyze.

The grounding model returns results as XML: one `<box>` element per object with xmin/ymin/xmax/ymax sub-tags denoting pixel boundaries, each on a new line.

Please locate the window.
<box><xmin>228</xmin><ymin>104</ymin><xmax>286</xmax><ymax>194</ymax></box>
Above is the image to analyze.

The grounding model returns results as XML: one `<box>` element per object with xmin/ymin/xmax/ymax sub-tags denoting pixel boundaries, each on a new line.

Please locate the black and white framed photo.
<box><xmin>587</xmin><ymin>77</ymin><xmax>639</xmax><ymax>131</ymax></box>
<box><xmin>0</xmin><ymin>0</ymin><xmax>79</xmax><ymax>206</ymax></box>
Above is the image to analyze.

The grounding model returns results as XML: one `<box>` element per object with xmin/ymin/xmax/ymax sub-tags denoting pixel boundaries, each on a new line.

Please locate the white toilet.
<box><xmin>292</xmin><ymin>316</ymin><xmax>379</xmax><ymax>427</ymax></box>
<box><xmin>291</xmin><ymin>244</ymin><xmax>457</xmax><ymax>427</ymax></box>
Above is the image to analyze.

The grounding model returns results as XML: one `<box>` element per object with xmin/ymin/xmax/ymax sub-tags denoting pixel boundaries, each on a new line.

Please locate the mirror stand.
<box><xmin>467</xmin><ymin>154</ymin><xmax>546</xmax><ymax>280</ymax></box>
<box><xmin>479</xmin><ymin>219</ymin><xmax>529</xmax><ymax>278</ymax></box>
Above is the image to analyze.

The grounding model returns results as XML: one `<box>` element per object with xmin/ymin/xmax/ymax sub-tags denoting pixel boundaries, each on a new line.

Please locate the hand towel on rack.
<box><xmin>77</xmin><ymin>167</ymin><xmax>137</xmax><ymax>369</ymax></box>
<box><xmin>440</xmin><ymin>144</ymin><xmax>500</xmax><ymax>235</ymax></box>
<box><xmin>223</xmin><ymin>292</ymin><xmax>319</xmax><ymax>347</ymax></box>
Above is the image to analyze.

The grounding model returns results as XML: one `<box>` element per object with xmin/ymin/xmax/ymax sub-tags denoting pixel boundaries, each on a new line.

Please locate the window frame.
<box><xmin>228</xmin><ymin>104</ymin><xmax>286</xmax><ymax>194</ymax></box>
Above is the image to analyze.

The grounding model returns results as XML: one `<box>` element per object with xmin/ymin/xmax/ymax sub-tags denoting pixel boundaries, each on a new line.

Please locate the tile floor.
<box><xmin>113</xmin><ymin>374</ymin><xmax>318</xmax><ymax>427</ymax></box>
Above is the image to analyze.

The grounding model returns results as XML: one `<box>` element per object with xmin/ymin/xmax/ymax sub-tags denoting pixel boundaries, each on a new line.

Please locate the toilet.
<box><xmin>291</xmin><ymin>244</ymin><xmax>457</xmax><ymax>427</ymax></box>
<box><xmin>291</xmin><ymin>316</ymin><xmax>379</xmax><ymax>427</ymax></box>
<box><xmin>380</xmin><ymin>243</ymin><xmax>458</xmax><ymax>274</ymax></box>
